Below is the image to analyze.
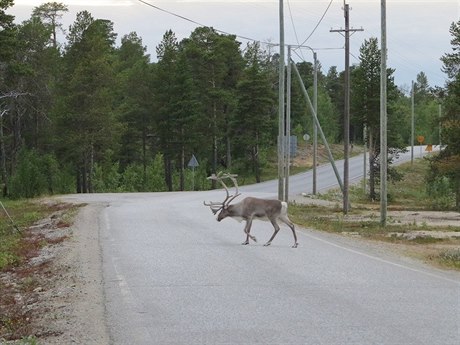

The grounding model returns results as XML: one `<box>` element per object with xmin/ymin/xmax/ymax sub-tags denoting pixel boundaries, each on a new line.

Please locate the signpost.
<box><xmin>187</xmin><ymin>154</ymin><xmax>199</xmax><ymax>191</ymax></box>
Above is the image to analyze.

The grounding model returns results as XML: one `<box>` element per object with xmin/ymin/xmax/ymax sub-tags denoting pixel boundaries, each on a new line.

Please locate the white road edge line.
<box><xmin>298</xmin><ymin>230</ymin><xmax>460</xmax><ymax>285</ymax></box>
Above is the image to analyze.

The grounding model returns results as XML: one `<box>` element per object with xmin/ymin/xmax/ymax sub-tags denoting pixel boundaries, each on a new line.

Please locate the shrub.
<box><xmin>426</xmin><ymin>175</ymin><xmax>456</xmax><ymax>210</ymax></box>
<box><xmin>9</xmin><ymin>150</ymin><xmax>48</xmax><ymax>198</ymax></box>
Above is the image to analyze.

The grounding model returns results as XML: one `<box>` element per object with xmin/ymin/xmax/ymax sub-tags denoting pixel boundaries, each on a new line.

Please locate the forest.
<box><xmin>0</xmin><ymin>2</ymin><xmax>458</xmax><ymax>209</ymax></box>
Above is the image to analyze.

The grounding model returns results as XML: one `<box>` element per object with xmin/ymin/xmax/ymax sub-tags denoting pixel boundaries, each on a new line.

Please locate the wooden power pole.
<box><xmin>380</xmin><ymin>0</ymin><xmax>388</xmax><ymax>226</ymax></box>
<box><xmin>331</xmin><ymin>2</ymin><xmax>363</xmax><ymax>214</ymax></box>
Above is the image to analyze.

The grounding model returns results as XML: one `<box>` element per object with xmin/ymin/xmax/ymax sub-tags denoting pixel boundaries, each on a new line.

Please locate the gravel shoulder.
<box><xmin>0</xmin><ymin>202</ymin><xmax>109</xmax><ymax>344</ymax></box>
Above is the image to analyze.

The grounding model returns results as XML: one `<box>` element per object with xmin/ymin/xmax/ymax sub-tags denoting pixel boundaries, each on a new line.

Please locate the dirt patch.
<box><xmin>290</xmin><ymin>195</ymin><xmax>460</xmax><ymax>270</ymax></box>
<box><xmin>0</xmin><ymin>201</ymin><xmax>108</xmax><ymax>344</ymax></box>
<box><xmin>293</xmin><ymin>195</ymin><xmax>460</xmax><ymax>229</ymax></box>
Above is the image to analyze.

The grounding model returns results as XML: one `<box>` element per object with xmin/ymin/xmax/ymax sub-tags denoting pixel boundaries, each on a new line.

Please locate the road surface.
<box><xmin>240</xmin><ymin>144</ymin><xmax>439</xmax><ymax>197</ymax></box>
<box><xmin>59</xmin><ymin>146</ymin><xmax>459</xmax><ymax>344</ymax></box>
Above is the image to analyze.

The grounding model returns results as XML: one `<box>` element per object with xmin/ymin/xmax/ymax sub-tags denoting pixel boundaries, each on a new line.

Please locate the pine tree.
<box><xmin>180</xmin><ymin>27</ymin><xmax>243</xmax><ymax>184</ymax></box>
<box><xmin>55</xmin><ymin>13</ymin><xmax>118</xmax><ymax>193</ymax></box>
<box><xmin>233</xmin><ymin>42</ymin><xmax>276</xmax><ymax>182</ymax></box>
<box><xmin>115</xmin><ymin>32</ymin><xmax>154</xmax><ymax>188</ymax></box>
<box><xmin>32</xmin><ymin>2</ymin><xmax>68</xmax><ymax>49</ymax></box>
<box><xmin>351</xmin><ymin>37</ymin><xmax>405</xmax><ymax>200</ymax></box>
<box><xmin>428</xmin><ymin>20</ymin><xmax>460</xmax><ymax>209</ymax></box>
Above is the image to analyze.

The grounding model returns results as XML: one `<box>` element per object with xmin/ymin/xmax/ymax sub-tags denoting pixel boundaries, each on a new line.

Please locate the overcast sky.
<box><xmin>8</xmin><ymin>1</ymin><xmax>460</xmax><ymax>89</ymax></box>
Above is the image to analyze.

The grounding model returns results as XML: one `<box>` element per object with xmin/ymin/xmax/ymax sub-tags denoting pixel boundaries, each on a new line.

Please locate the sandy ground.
<box><xmin>292</xmin><ymin>194</ymin><xmax>460</xmax><ymax>229</ymax></box>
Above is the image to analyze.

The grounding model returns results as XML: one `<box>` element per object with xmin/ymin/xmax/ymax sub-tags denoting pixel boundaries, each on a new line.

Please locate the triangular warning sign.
<box><xmin>188</xmin><ymin>154</ymin><xmax>199</xmax><ymax>168</ymax></box>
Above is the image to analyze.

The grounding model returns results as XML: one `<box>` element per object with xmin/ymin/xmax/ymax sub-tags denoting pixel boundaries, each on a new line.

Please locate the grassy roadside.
<box><xmin>238</xmin><ymin>143</ymin><xmax>360</xmax><ymax>185</ymax></box>
<box><xmin>0</xmin><ymin>200</ymin><xmax>56</xmax><ymax>271</ymax></box>
<box><xmin>289</xmin><ymin>159</ymin><xmax>460</xmax><ymax>270</ymax></box>
<box><xmin>0</xmin><ymin>199</ymin><xmax>79</xmax><ymax>343</ymax></box>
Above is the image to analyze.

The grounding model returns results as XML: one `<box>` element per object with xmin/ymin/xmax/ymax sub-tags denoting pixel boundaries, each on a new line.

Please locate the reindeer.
<box><xmin>204</xmin><ymin>173</ymin><xmax>298</xmax><ymax>248</ymax></box>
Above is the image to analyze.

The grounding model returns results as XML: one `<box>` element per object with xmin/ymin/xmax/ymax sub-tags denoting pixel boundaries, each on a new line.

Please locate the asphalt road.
<box><xmin>64</xmin><ymin>191</ymin><xmax>459</xmax><ymax>345</ymax></box>
<box><xmin>240</xmin><ymin>145</ymin><xmax>439</xmax><ymax>197</ymax></box>
<box><xmin>62</xmin><ymin>147</ymin><xmax>459</xmax><ymax>344</ymax></box>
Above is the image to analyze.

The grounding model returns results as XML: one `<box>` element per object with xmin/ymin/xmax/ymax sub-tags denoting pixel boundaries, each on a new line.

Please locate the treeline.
<box><xmin>0</xmin><ymin>3</ymin><xmax>458</xmax><ymax>208</ymax></box>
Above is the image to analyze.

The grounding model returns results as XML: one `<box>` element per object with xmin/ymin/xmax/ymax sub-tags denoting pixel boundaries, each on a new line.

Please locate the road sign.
<box><xmin>187</xmin><ymin>154</ymin><xmax>199</xmax><ymax>168</ymax></box>
<box><xmin>303</xmin><ymin>134</ymin><xmax>310</xmax><ymax>141</ymax></box>
<box><xmin>417</xmin><ymin>135</ymin><xmax>425</xmax><ymax>144</ymax></box>
<box><xmin>188</xmin><ymin>155</ymin><xmax>199</xmax><ymax>191</ymax></box>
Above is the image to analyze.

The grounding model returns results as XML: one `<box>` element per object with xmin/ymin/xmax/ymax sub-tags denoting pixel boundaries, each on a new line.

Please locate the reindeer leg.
<box><xmin>242</xmin><ymin>218</ymin><xmax>257</xmax><ymax>245</ymax></box>
<box><xmin>264</xmin><ymin>219</ymin><xmax>280</xmax><ymax>247</ymax></box>
<box><xmin>280</xmin><ymin>216</ymin><xmax>298</xmax><ymax>248</ymax></box>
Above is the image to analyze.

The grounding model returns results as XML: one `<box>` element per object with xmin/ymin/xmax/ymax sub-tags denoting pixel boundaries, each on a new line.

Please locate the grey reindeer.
<box><xmin>204</xmin><ymin>173</ymin><xmax>298</xmax><ymax>248</ymax></box>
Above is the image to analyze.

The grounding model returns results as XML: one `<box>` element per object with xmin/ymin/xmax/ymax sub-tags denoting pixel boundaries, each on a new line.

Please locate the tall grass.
<box><xmin>0</xmin><ymin>200</ymin><xmax>53</xmax><ymax>270</ymax></box>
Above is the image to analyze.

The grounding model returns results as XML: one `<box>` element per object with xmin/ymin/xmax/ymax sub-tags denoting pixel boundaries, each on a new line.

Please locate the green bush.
<box><xmin>92</xmin><ymin>162</ymin><xmax>122</xmax><ymax>192</ymax></box>
<box><xmin>426</xmin><ymin>175</ymin><xmax>456</xmax><ymax>210</ymax></box>
<box><xmin>9</xmin><ymin>150</ymin><xmax>74</xmax><ymax>198</ymax></box>
<box><xmin>10</xmin><ymin>150</ymin><xmax>48</xmax><ymax>198</ymax></box>
<box><xmin>145</xmin><ymin>154</ymin><xmax>167</xmax><ymax>191</ymax></box>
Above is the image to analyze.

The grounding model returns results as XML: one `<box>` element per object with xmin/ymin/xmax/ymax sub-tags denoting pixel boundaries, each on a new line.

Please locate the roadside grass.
<box><xmin>0</xmin><ymin>199</ymin><xmax>79</xmax><ymax>342</ymax></box>
<box><xmin>290</xmin><ymin>158</ymin><xmax>460</xmax><ymax>270</ymax></box>
<box><xmin>319</xmin><ymin>159</ymin><xmax>433</xmax><ymax>209</ymax></box>
<box><xmin>438</xmin><ymin>249</ymin><xmax>460</xmax><ymax>270</ymax></box>
<box><xmin>238</xmin><ymin>143</ymin><xmax>352</xmax><ymax>185</ymax></box>
<box><xmin>0</xmin><ymin>200</ymin><xmax>55</xmax><ymax>271</ymax></box>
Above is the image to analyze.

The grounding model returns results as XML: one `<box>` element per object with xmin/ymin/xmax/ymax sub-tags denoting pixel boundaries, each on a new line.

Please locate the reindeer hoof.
<box><xmin>250</xmin><ymin>236</ymin><xmax>257</xmax><ymax>243</ymax></box>
<box><xmin>263</xmin><ymin>242</ymin><xmax>271</xmax><ymax>247</ymax></box>
<box><xmin>241</xmin><ymin>241</ymin><xmax>249</xmax><ymax>245</ymax></box>
<box><xmin>292</xmin><ymin>243</ymin><xmax>298</xmax><ymax>248</ymax></box>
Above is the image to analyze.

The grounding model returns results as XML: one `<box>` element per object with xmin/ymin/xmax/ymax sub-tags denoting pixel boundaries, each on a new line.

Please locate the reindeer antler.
<box><xmin>203</xmin><ymin>172</ymin><xmax>241</xmax><ymax>214</ymax></box>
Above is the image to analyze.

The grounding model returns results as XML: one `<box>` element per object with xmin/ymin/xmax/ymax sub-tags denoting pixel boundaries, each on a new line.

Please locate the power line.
<box><xmin>136</xmin><ymin>0</ymin><xmax>342</xmax><ymax>54</ymax></box>
<box><xmin>299</xmin><ymin>0</ymin><xmax>334</xmax><ymax>46</ymax></box>
<box><xmin>136</xmin><ymin>0</ymin><xmax>261</xmax><ymax>43</ymax></box>
<box><xmin>287</xmin><ymin>0</ymin><xmax>304</xmax><ymax>59</ymax></box>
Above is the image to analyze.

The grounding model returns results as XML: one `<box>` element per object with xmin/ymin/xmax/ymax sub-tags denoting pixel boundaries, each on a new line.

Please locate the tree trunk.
<box><xmin>212</xmin><ymin>100</ymin><xmax>218</xmax><ymax>190</ymax></box>
<box><xmin>254</xmin><ymin>143</ymin><xmax>261</xmax><ymax>183</ymax></box>
<box><xmin>76</xmin><ymin>169</ymin><xmax>81</xmax><ymax>193</ymax></box>
<box><xmin>0</xmin><ymin>114</ymin><xmax>8</xmax><ymax>196</ymax></box>
<box><xmin>88</xmin><ymin>145</ymin><xmax>94</xmax><ymax>193</ymax></box>
<box><xmin>82</xmin><ymin>161</ymin><xmax>88</xmax><ymax>193</ymax></box>
<box><xmin>142</xmin><ymin>127</ymin><xmax>147</xmax><ymax>190</ymax></box>
<box><xmin>180</xmin><ymin>143</ymin><xmax>185</xmax><ymax>191</ymax></box>
<box><xmin>164</xmin><ymin>155</ymin><xmax>173</xmax><ymax>191</ymax></box>
<box><xmin>226</xmin><ymin>135</ymin><xmax>232</xmax><ymax>170</ymax></box>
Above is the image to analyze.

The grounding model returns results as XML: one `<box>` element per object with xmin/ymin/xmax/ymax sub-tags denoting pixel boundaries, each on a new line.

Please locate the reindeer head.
<box><xmin>216</xmin><ymin>204</ymin><xmax>232</xmax><ymax>222</ymax></box>
<box><xmin>203</xmin><ymin>172</ymin><xmax>240</xmax><ymax>220</ymax></box>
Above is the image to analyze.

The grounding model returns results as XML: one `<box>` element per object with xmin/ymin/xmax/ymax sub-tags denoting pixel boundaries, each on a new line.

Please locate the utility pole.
<box><xmin>411</xmin><ymin>80</ymin><xmax>415</xmax><ymax>165</ymax></box>
<box><xmin>380</xmin><ymin>0</ymin><xmax>388</xmax><ymax>227</ymax></box>
<box><xmin>312</xmin><ymin>52</ymin><xmax>318</xmax><ymax>195</ymax></box>
<box><xmin>438</xmin><ymin>103</ymin><xmax>442</xmax><ymax>147</ymax></box>
<box><xmin>330</xmin><ymin>2</ymin><xmax>363</xmax><ymax>214</ymax></box>
<box><xmin>363</xmin><ymin>125</ymin><xmax>367</xmax><ymax>193</ymax></box>
<box><xmin>278</xmin><ymin>0</ymin><xmax>285</xmax><ymax>201</ymax></box>
<box><xmin>285</xmin><ymin>45</ymin><xmax>292</xmax><ymax>202</ymax></box>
